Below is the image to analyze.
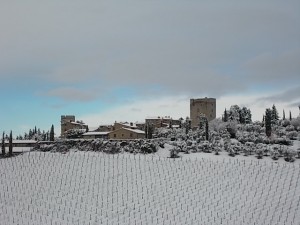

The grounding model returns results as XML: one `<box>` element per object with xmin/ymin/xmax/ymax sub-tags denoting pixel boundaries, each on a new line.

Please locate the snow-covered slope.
<box><xmin>0</xmin><ymin>152</ymin><xmax>299</xmax><ymax>225</ymax></box>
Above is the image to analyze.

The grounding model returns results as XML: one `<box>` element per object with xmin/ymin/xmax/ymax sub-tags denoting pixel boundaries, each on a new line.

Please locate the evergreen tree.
<box><xmin>46</xmin><ymin>131</ymin><xmax>49</xmax><ymax>141</ymax></box>
<box><xmin>245</xmin><ymin>108</ymin><xmax>252</xmax><ymax>124</ymax></box>
<box><xmin>1</xmin><ymin>132</ymin><xmax>5</xmax><ymax>156</ymax></box>
<box><xmin>283</xmin><ymin>109</ymin><xmax>286</xmax><ymax>120</ymax></box>
<box><xmin>239</xmin><ymin>107</ymin><xmax>252</xmax><ymax>124</ymax></box>
<box><xmin>289</xmin><ymin>111</ymin><xmax>292</xmax><ymax>121</ymax></box>
<box><xmin>223</xmin><ymin>109</ymin><xmax>228</xmax><ymax>122</ymax></box>
<box><xmin>147</xmin><ymin>124</ymin><xmax>154</xmax><ymax>139</ymax></box>
<box><xmin>265</xmin><ymin>108</ymin><xmax>272</xmax><ymax>137</ymax></box>
<box><xmin>228</xmin><ymin>105</ymin><xmax>240</xmax><ymax>122</ymax></box>
<box><xmin>144</xmin><ymin>123</ymin><xmax>148</xmax><ymax>139</ymax></box>
<box><xmin>86</xmin><ymin>126</ymin><xmax>89</xmax><ymax>133</ymax></box>
<box><xmin>50</xmin><ymin>125</ymin><xmax>54</xmax><ymax>141</ymax></box>
<box><xmin>205</xmin><ymin>119</ymin><xmax>209</xmax><ymax>141</ymax></box>
<box><xmin>271</xmin><ymin>104</ymin><xmax>279</xmax><ymax>124</ymax></box>
<box><xmin>29</xmin><ymin>129</ymin><xmax>33</xmax><ymax>139</ymax></box>
<box><xmin>9</xmin><ymin>131</ymin><xmax>13</xmax><ymax>157</ymax></box>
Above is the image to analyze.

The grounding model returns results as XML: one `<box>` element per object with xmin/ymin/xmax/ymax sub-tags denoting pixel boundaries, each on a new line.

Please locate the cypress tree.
<box><xmin>9</xmin><ymin>131</ymin><xmax>13</xmax><ymax>157</ymax></box>
<box><xmin>50</xmin><ymin>125</ymin><xmax>54</xmax><ymax>141</ymax></box>
<box><xmin>271</xmin><ymin>104</ymin><xmax>279</xmax><ymax>125</ymax></box>
<box><xmin>144</xmin><ymin>123</ymin><xmax>148</xmax><ymax>139</ymax></box>
<box><xmin>224</xmin><ymin>109</ymin><xmax>228</xmax><ymax>122</ymax></box>
<box><xmin>205</xmin><ymin>119</ymin><xmax>209</xmax><ymax>141</ymax></box>
<box><xmin>1</xmin><ymin>132</ymin><xmax>5</xmax><ymax>156</ymax></box>
<box><xmin>148</xmin><ymin>124</ymin><xmax>153</xmax><ymax>139</ymax></box>
<box><xmin>289</xmin><ymin>111</ymin><xmax>292</xmax><ymax>121</ymax></box>
<box><xmin>283</xmin><ymin>109</ymin><xmax>285</xmax><ymax>120</ymax></box>
<box><xmin>265</xmin><ymin>108</ymin><xmax>272</xmax><ymax>137</ymax></box>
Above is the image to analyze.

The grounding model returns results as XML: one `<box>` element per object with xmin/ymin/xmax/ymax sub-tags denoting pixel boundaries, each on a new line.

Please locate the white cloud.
<box><xmin>44</xmin><ymin>87</ymin><xmax>97</xmax><ymax>102</ymax></box>
<box><xmin>80</xmin><ymin>92</ymin><xmax>300</xmax><ymax>127</ymax></box>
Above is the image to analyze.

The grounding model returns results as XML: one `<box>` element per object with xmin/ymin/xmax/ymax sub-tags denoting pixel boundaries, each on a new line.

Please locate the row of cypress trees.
<box><xmin>1</xmin><ymin>125</ymin><xmax>54</xmax><ymax>157</ymax></box>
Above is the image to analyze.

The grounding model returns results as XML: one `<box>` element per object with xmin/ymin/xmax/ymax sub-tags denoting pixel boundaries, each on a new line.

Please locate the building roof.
<box><xmin>82</xmin><ymin>132</ymin><xmax>109</xmax><ymax>136</ymax></box>
<box><xmin>109</xmin><ymin>127</ymin><xmax>145</xmax><ymax>134</ymax></box>
<box><xmin>122</xmin><ymin>127</ymin><xmax>145</xmax><ymax>134</ymax></box>
<box><xmin>71</xmin><ymin>122</ymin><xmax>87</xmax><ymax>126</ymax></box>
<box><xmin>4</xmin><ymin>140</ymin><xmax>37</xmax><ymax>144</ymax></box>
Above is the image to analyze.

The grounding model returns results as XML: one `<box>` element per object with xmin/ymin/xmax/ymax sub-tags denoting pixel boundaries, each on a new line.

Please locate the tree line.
<box><xmin>1</xmin><ymin>125</ymin><xmax>54</xmax><ymax>158</ymax></box>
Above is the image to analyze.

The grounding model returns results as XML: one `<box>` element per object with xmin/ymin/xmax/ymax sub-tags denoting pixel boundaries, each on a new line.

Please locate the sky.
<box><xmin>0</xmin><ymin>0</ymin><xmax>299</xmax><ymax>137</ymax></box>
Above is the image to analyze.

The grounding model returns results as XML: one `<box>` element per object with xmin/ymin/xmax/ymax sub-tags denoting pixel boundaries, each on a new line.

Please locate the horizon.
<box><xmin>1</xmin><ymin>0</ymin><xmax>299</xmax><ymax>136</ymax></box>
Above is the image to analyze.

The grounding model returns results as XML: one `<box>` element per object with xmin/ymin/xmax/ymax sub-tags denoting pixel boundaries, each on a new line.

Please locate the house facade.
<box><xmin>82</xmin><ymin>132</ymin><xmax>109</xmax><ymax>139</ymax></box>
<box><xmin>108</xmin><ymin>127</ymin><xmax>145</xmax><ymax>140</ymax></box>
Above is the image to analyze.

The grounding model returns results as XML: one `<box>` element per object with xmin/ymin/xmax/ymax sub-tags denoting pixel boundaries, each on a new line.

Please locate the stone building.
<box><xmin>109</xmin><ymin>127</ymin><xmax>145</xmax><ymax>140</ymax></box>
<box><xmin>60</xmin><ymin>115</ymin><xmax>88</xmax><ymax>138</ymax></box>
<box><xmin>145</xmin><ymin>116</ymin><xmax>180</xmax><ymax>128</ymax></box>
<box><xmin>190</xmin><ymin>98</ymin><xmax>216</xmax><ymax>128</ymax></box>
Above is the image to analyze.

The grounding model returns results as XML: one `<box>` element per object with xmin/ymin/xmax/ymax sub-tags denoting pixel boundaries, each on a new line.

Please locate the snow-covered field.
<box><xmin>1</xmin><ymin>151</ymin><xmax>300</xmax><ymax>225</ymax></box>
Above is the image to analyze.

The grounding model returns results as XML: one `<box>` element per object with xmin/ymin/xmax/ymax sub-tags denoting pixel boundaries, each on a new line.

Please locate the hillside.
<box><xmin>0</xmin><ymin>151</ymin><xmax>300</xmax><ymax>225</ymax></box>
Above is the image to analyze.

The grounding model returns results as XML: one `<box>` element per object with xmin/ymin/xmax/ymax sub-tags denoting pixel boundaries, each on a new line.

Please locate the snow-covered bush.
<box><xmin>281</xmin><ymin>119</ymin><xmax>291</xmax><ymax>127</ymax></box>
<box><xmin>291</xmin><ymin>117</ymin><xmax>300</xmax><ymax>131</ymax></box>
<box><xmin>283</xmin><ymin>148</ymin><xmax>296</xmax><ymax>162</ymax></box>
<box><xmin>285</xmin><ymin>125</ymin><xmax>295</xmax><ymax>132</ymax></box>
<box><xmin>170</xmin><ymin>148</ymin><xmax>179</xmax><ymax>158</ymax></box>
<box><xmin>287</xmin><ymin>131</ymin><xmax>298</xmax><ymax>140</ymax></box>
<box><xmin>270</xmin><ymin>146</ymin><xmax>280</xmax><ymax>160</ymax></box>
<box><xmin>65</xmin><ymin>129</ymin><xmax>86</xmax><ymax>139</ymax></box>
<box><xmin>226</xmin><ymin>121</ymin><xmax>238</xmax><ymax>138</ymax></box>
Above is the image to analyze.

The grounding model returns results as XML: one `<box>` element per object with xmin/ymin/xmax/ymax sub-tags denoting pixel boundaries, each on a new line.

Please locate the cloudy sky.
<box><xmin>1</xmin><ymin>0</ymin><xmax>299</xmax><ymax>136</ymax></box>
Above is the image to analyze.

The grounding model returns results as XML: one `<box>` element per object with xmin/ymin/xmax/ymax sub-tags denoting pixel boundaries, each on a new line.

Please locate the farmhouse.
<box><xmin>109</xmin><ymin>127</ymin><xmax>145</xmax><ymax>140</ymax></box>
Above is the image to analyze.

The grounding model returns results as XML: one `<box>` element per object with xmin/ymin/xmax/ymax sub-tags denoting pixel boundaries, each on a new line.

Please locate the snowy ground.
<box><xmin>1</xmin><ymin>150</ymin><xmax>300</xmax><ymax>225</ymax></box>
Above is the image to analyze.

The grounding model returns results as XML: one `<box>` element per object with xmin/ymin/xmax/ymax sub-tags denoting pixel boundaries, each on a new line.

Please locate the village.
<box><xmin>60</xmin><ymin>97</ymin><xmax>216</xmax><ymax>140</ymax></box>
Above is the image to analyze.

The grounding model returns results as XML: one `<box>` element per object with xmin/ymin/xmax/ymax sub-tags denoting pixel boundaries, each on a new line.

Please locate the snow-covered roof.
<box><xmin>146</xmin><ymin>116</ymin><xmax>161</xmax><ymax>119</ymax></box>
<box><xmin>146</xmin><ymin>116</ymin><xmax>174</xmax><ymax>120</ymax></box>
<box><xmin>71</xmin><ymin>122</ymin><xmax>87</xmax><ymax>126</ymax></box>
<box><xmin>115</xmin><ymin>121</ymin><xmax>137</xmax><ymax>128</ymax></box>
<box><xmin>4</xmin><ymin>140</ymin><xmax>37</xmax><ymax>144</ymax></box>
<box><xmin>88</xmin><ymin>127</ymin><xmax>99</xmax><ymax>132</ymax></box>
<box><xmin>122</xmin><ymin>128</ymin><xmax>145</xmax><ymax>134</ymax></box>
<box><xmin>82</xmin><ymin>132</ymin><xmax>109</xmax><ymax>136</ymax></box>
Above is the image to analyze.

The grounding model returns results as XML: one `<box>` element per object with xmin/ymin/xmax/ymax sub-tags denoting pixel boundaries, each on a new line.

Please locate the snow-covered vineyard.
<box><xmin>1</xmin><ymin>151</ymin><xmax>300</xmax><ymax>225</ymax></box>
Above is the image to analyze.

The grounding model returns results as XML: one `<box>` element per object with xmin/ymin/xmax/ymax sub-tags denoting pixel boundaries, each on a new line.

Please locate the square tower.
<box><xmin>190</xmin><ymin>98</ymin><xmax>216</xmax><ymax>128</ymax></box>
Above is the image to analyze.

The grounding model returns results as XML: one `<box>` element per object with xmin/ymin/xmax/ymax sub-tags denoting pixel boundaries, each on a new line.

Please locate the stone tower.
<box><xmin>61</xmin><ymin>115</ymin><xmax>75</xmax><ymax>137</ymax></box>
<box><xmin>190</xmin><ymin>98</ymin><xmax>216</xmax><ymax>128</ymax></box>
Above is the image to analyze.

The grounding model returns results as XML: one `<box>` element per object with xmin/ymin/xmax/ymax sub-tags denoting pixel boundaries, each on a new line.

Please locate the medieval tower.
<box><xmin>60</xmin><ymin>115</ymin><xmax>75</xmax><ymax>137</ymax></box>
<box><xmin>190</xmin><ymin>98</ymin><xmax>216</xmax><ymax>128</ymax></box>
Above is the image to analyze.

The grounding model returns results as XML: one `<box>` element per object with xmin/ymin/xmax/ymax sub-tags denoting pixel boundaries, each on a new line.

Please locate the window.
<box><xmin>130</xmin><ymin>133</ymin><xmax>133</xmax><ymax>137</ymax></box>
<box><xmin>113</xmin><ymin>134</ymin><xmax>116</xmax><ymax>138</ymax></box>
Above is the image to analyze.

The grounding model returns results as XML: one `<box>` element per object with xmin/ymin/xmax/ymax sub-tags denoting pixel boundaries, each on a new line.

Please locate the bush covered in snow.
<box><xmin>34</xmin><ymin>139</ymin><xmax>158</xmax><ymax>154</ymax></box>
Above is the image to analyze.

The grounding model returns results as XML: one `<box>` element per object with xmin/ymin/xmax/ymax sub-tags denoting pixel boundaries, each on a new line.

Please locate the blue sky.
<box><xmin>1</xmin><ymin>0</ymin><xmax>300</xmax><ymax>137</ymax></box>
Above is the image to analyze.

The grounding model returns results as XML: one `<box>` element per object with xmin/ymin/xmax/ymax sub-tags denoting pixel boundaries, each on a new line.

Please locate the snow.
<box><xmin>122</xmin><ymin>127</ymin><xmax>145</xmax><ymax>134</ymax></box>
<box><xmin>82</xmin><ymin>132</ymin><xmax>109</xmax><ymax>136</ymax></box>
<box><xmin>4</xmin><ymin>140</ymin><xmax>37</xmax><ymax>144</ymax></box>
<box><xmin>1</xmin><ymin>150</ymin><xmax>300</xmax><ymax>225</ymax></box>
